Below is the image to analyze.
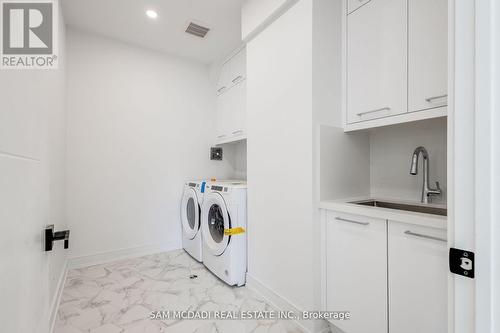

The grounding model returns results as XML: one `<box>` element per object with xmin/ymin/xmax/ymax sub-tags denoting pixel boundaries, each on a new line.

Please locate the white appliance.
<box><xmin>201</xmin><ymin>181</ymin><xmax>247</xmax><ymax>286</ymax></box>
<box><xmin>181</xmin><ymin>180</ymin><xmax>207</xmax><ymax>262</ymax></box>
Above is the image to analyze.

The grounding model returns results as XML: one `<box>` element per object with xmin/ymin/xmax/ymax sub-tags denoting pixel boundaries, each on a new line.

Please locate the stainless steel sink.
<box><xmin>350</xmin><ymin>200</ymin><xmax>447</xmax><ymax>216</ymax></box>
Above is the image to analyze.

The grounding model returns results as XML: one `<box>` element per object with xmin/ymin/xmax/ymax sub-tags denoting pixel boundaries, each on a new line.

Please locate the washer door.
<box><xmin>181</xmin><ymin>187</ymin><xmax>200</xmax><ymax>240</ymax></box>
<box><xmin>201</xmin><ymin>192</ymin><xmax>230</xmax><ymax>256</ymax></box>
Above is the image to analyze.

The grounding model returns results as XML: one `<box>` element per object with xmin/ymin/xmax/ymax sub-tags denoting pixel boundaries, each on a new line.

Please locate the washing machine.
<box><xmin>181</xmin><ymin>180</ymin><xmax>207</xmax><ymax>262</ymax></box>
<box><xmin>201</xmin><ymin>181</ymin><xmax>247</xmax><ymax>286</ymax></box>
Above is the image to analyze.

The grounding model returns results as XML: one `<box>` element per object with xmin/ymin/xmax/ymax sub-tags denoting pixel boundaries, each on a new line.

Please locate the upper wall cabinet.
<box><xmin>344</xmin><ymin>0</ymin><xmax>448</xmax><ymax>131</ymax></box>
<box><xmin>347</xmin><ymin>0</ymin><xmax>407</xmax><ymax>124</ymax></box>
<box><xmin>217</xmin><ymin>48</ymin><xmax>247</xmax><ymax>96</ymax></box>
<box><xmin>408</xmin><ymin>0</ymin><xmax>448</xmax><ymax>112</ymax></box>
<box><xmin>216</xmin><ymin>47</ymin><xmax>247</xmax><ymax>144</ymax></box>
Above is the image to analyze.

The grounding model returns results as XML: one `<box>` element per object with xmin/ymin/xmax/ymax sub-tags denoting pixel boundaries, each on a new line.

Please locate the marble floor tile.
<box><xmin>54</xmin><ymin>250</ymin><xmax>306</xmax><ymax>333</ymax></box>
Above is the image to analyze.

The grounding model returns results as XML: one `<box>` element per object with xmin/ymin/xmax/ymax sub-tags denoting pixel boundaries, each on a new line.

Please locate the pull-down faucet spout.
<box><xmin>410</xmin><ymin>146</ymin><xmax>441</xmax><ymax>204</ymax></box>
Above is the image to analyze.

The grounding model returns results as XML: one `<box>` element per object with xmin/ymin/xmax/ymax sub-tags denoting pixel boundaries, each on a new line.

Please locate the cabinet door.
<box><xmin>348</xmin><ymin>0</ymin><xmax>371</xmax><ymax>14</ymax></box>
<box><xmin>216</xmin><ymin>93</ymin><xmax>230</xmax><ymax>140</ymax></box>
<box><xmin>326</xmin><ymin>211</ymin><xmax>387</xmax><ymax>333</ymax></box>
<box><xmin>216</xmin><ymin>84</ymin><xmax>245</xmax><ymax>141</ymax></box>
<box><xmin>229</xmin><ymin>48</ymin><xmax>246</xmax><ymax>87</ymax></box>
<box><xmin>388</xmin><ymin>221</ymin><xmax>447</xmax><ymax>333</ymax></box>
<box><xmin>217</xmin><ymin>61</ymin><xmax>231</xmax><ymax>95</ymax></box>
<box><xmin>408</xmin><ymin>0</ymin><xmax>447</xmax><ymax>112</ymax></box>
<box><xmin>347</xmin><ymin>0</ymin><xmax>407</xmax><ymax>124</ymax></box>
<box><xmin>231</xmin><ymin>80</ymin><xmax>247</xmax><ymax>137</ymax></box>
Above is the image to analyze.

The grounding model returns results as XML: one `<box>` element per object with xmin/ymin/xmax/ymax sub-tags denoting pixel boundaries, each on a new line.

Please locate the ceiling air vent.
<box><xmin>185</xmin><ymin>22</ymin><xmax>210</xmax><ymax>38</ymax></box>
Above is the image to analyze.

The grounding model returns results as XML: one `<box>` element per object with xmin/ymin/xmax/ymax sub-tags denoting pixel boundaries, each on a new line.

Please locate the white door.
<box><xmin>450</xmin><ymin>0</ymin><xmax>500</xmax><ymax>332</ymax></box>
<box><xmin>0</xmin><ymin>80</ymin><xmax>50</xmax><ymax>331</ymax></box>
<box><xmin>388</xmin><ymin>221</ymin><xmax>448</xmax><ymax>333</ymax></box>
<box><xmin>408</xmin><ymin>0</ymin><xmax>448</xmax><ymax>112</ymax></box>
<box><xmin>326</xmin><ymin>211</ymin><xmax>387</xmax><ymax>333</ymax></box>
<box><xmin>201</xmin><ymin>192</ymin><xmax>230</xmax><ymax>256</ymax></box>
<box><xmin>347</xmin><ymin>0</ymin><xmax>407</xmax><ymax>123</ymax></box>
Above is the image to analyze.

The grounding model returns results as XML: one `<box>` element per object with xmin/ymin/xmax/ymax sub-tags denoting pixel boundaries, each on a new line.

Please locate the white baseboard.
<box><xmin>49</xmin><ymin>258</ymin><xmax>68</xmax><ymax>333</ymax></box>
<box><xmin>67</xmin><ymin>241</ymin><xmax>181</xmax><ymax>269</ymax></box>
<box><xmin>246</xmin><ymin>274</ymin><xmax>330</xmax><ymax>333</ymax></box>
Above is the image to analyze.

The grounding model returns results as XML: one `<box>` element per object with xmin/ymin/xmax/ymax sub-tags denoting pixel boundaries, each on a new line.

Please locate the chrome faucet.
<box><xmin>410</xmin><ymin>146</ymin><xmax>441</xmax><ymax>204</ymax></box>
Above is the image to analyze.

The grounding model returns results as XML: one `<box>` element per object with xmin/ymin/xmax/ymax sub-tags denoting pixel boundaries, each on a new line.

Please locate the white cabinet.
<box><xmin>216</xmin><ymin>47</ymin><xmax>247</xmax><ymax>144</ymax></box>
<box><xmin>344</xmin><ymin>0</ymin><xmax>448</xmax><ymax>131</ymax></box>
<box><xmin>216</xmin><ymin>81</ymin><xmax>247</xmax><ymax>141</ymax></box>
<box><xmin>217</xmin><ymin>62</ymin><xmax>231</xmax><ymax>95</ymax></box>
<box><xmin>408</xmin><ymin>0</ymin><xmax>448</xmax><ymax>112</ymax></box>
<box><xmin>326</xmin><ymin>211</ymin><xmax>387</xmax><ymax>333</ymax></box>
<box><xmin>346</xmin><ymin>0</ymin><xmax>407</xmax><ymax>124</ymax></box>
<box><xmin>229</xmin><ymin>49</ymin><xmax>246</xmax><ymax>86</ymax></box>
<box><xmin>388</xmin><ymin>221</ymin><xmax>447</xmax><ymax>333</ymax></box>
<box><xmin>324</xmin><ymin>209</ymin><xmax>447</xmax><ymax>333</ymax></box>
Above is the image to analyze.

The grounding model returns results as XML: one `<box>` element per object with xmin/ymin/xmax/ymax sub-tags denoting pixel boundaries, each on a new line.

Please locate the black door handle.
<box><xmin>45</xmin><ymin>225</ymin><xmax>70</xmax><ymax>251</ymax></box>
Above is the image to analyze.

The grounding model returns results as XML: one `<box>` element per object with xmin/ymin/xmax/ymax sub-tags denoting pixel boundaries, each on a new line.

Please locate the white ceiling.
<box><xmin>62</xmin><ymin>0</ymin><xmax>245</xmax><ymax>64</ymax></box>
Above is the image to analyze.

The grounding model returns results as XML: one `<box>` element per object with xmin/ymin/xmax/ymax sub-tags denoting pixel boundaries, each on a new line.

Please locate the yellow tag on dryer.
<box><xmin>224</xmin><ymin>227</ymin><xmax>246</xmax><ymax>236</ymax></box>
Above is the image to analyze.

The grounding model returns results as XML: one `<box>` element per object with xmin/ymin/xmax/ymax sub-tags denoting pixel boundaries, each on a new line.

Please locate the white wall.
<box><xmin>0</xmin><ymin>1</ymin><xmax>67</xmax><ymax>331</ymax></box>
<box><xmin>369</xmin><ymin>118</ymin><xmax>447</xmax><ymax>204</ymax></box>
<box><xmin>319</xmin><ymin>127</ymin><xmax>370</xmax><ymax>201</ymax></box>
<box><xmin>65</xmin><ymin>29</ymin><xmax>235</xmax><ymax>259</ymax></box>
<box><xmin>223</xmin><ymin>141</ymin><xmax>247</xmax><ymax>180</ymax></box>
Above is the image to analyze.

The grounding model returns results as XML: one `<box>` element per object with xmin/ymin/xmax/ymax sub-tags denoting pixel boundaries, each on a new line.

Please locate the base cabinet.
<box><xmin>325</xmin><ymin>210</ymin><xmax>447</xmax><ymax>333</ymax></box>
<box><xmin>388</xmin><ymin>221</ymin><xmax>448</xmax><ymax>333</ymax></box>
<box><xmin>326</xmin><ymin>211</ymin><xmax>387</xmax><ymax>333</ymax></box>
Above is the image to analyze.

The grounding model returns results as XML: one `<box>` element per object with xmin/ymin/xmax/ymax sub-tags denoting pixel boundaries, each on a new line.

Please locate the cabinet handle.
<box><xmin>232</xmin><ymin>75</ymin><xmax>243</xmax><ymax>84</ymax></box>
<box><xmin>217</xmin><ymin>134</ymin><xmax>227</xmax><ymax>139</ymax></box>
<box><xmin>404</xmin><ymin>230</ymin><xmax>447</xmax><ymax>242</ymax></box>
<box><xmin>232</xmin><ymin>130</ymin><xmax>244</xmax><ymax>135</ymax></box>
<box><xmin>335</xmin><ymin>217</ymin><xmax>370</xmax><ymax>226</ymax></box>
<box><xmin>217</xmin><ymin>86</ymin><xmax>227</xmax><ymax>93</ymax></box>
<box><xmin>357</xmin><ymin>107</ymin><xmax>391</xmax><ymax>117</ymax></box>
<box><xmin>425</xmin><ymin>94</ymin><xmax>448</xmax><ymax>103</ymax></box>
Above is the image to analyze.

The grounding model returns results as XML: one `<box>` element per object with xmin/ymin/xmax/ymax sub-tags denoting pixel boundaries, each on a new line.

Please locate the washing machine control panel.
<box><xmin>210</xmin><ymin>185</ymin><xmax>228</xmax><ymax>192</ymax></box>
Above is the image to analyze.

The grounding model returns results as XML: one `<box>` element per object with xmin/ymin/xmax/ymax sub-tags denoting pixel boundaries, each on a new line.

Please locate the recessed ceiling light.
<box><xmin>146</xmin><ymin>10</ymin><xmax>158</xmax><ymax>19</ymax></box>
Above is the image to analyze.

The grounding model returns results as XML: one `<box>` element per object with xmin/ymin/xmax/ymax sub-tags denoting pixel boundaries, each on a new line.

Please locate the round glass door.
<box><xmin>201</xmin><ymin>192</ymin><xmax>230</xmax><ymax>256</ymax></box>
<box><xmin>208</xmin><ymin>204</ymin><xmax>225</xmax><ymax>243</ymax></box>
<box><xmin>181</xmin><ymin>188</ymin><xmax>200</xmax><ymax>239</ymax></box>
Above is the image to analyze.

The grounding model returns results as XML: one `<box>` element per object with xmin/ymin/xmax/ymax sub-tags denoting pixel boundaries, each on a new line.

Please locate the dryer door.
<box><xmin>201</xmin><ymin>192</ymin><xmax>231</xmax><ymax>256</ymax></box>
<box><xmin>181</xmin><ymin>187</ymin><xmax>200</xmax><ymax>240</ymax></box>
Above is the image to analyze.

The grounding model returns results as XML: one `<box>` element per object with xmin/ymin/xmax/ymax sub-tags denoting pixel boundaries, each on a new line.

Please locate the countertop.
<box><xmin>319</xmin><ymin>197</ymin><xmax>447</xmax><ymax>230</ymax></box>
